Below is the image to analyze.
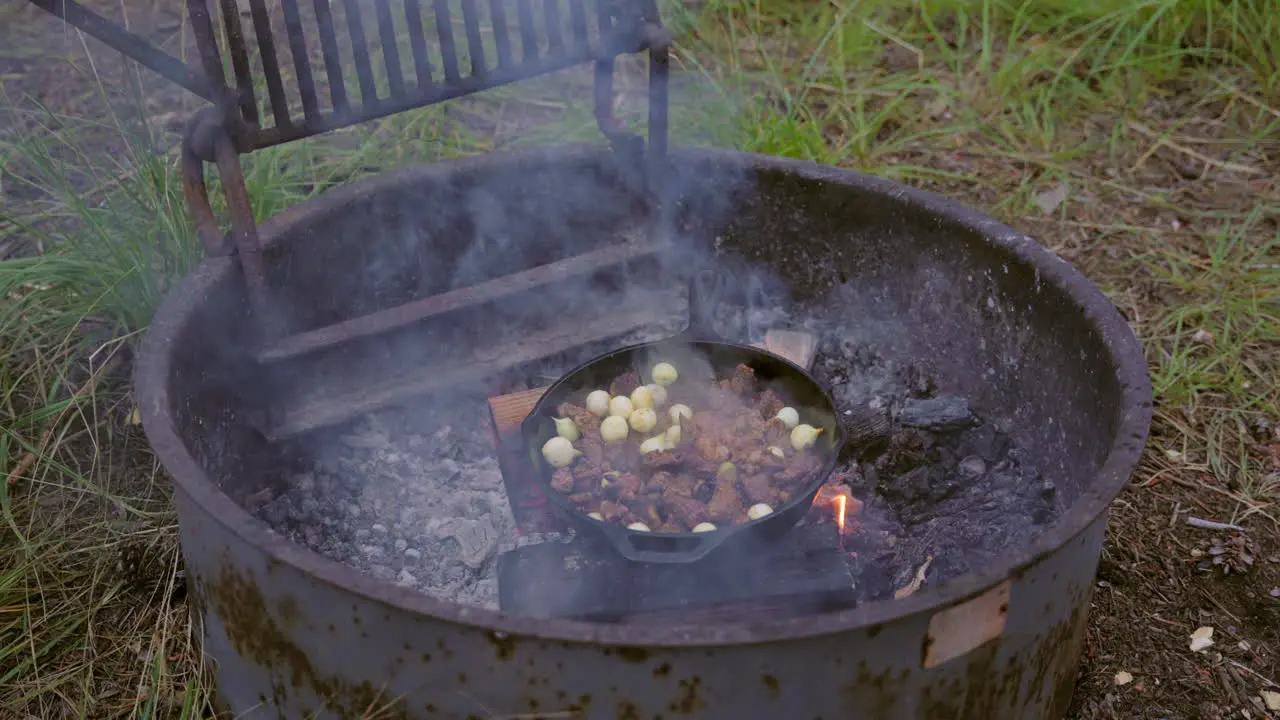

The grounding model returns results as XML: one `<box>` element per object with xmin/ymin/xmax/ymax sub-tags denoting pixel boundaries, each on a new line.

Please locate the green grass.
<box><xmin>2</xmin><ymin>0</ymin><xmax>1278</xmax><ymax>716</ymax></box>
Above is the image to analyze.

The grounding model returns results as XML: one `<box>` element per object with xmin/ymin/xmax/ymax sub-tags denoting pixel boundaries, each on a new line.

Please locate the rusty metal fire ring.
<box><xmin>136</xmin><ymin>145</ymin><xmax>1154</xmax><ymax>648</ymax></box>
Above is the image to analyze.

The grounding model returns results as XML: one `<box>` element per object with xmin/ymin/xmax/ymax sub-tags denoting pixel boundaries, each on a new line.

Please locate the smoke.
<box><xmin>166</xmin><ymin>1</ymin><xmax>1064</xmax><ymax>623</ymax></box>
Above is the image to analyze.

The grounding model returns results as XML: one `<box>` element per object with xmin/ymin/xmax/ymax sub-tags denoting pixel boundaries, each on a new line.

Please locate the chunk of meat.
<box><xmin>551</xmin><ymin>468</ymin><xmax>575</xmax><ymax>493</ymax></box>
<box><xmin>598</xmin><ymin>501</ymin><xmax>628</xmax><ymax>522</ymax></box>
<box><xmin>574</xmin><ymin>472</ymin><xmax>604</xmax><ymax>494</ymax></box>
<box><xmin>657</xmin><ymin>519</ymin><xmax>686</xmax><ymax>533</ymax></box>
<box><xmin>707</xmin><ymin>478</ymin><xmax>747</xmax><ymax>522</ymax></box>
<box><xmin>762</xmin><ymin>417</ymin><xmax>789</xmax><ymax>446</ymax></box>
<box><xmin>693</xmin><ymin>436</ymin><xmax>731</xmax><ymax>463</ymax></box>
<box><xmin>664</xmin><ymin>496</ymin><xmax>710</xmax><ymax>527</ymax></box>
<box><xmin>774</xmin><ymin>454</ymin><xmax>822</xmax><ymax>492</ymax></box>
<box><xmin>557</xmin><ymin>403</ymin><xmax>601</xmax><ymax>434</ymax></box>
<box><xmin>658</xmin><ymin>473</ymin><xmax>700</xmax><ymax>499</ymax></box>
<box><xmin>610</xmin><ymin>473</ymin><xmax>644</xmax><ymax>502</ymax></box>
<box><xmin>568</xmin><ymin>492</ymin><xmax>594</xmax><ymax>507</ymax></box>
<box><xmin>580</xmin><ymin>435</ymin><xmax>606</xmax><ymax>468</ymax></box>
<box><xmin>727</xmin><ymin>363</ymin><xmax>756</xmax><ymax>395</ymax></box>
<box><xmin>640</xmin><ymin>450</ymin><xmax>683</xmax><ymax>471</ymax></box>
<box><xmin>754</xmin><ymin>389</ymin><xmax>786</xmax><ymax>420</ymax></box>
<box><xmin>609</xmin><ymin>370</ymin><xmax>642</xmax><ymax>397</ymax></box>
<box><xmin>632</xmin><ymin>496</ymin><xmax>664</xmax><ymax>527</ymax></box>
<box><xmin>740</xmin><ymin>473</ymin><xmax>780</xmax><ymax>506</ymax></box>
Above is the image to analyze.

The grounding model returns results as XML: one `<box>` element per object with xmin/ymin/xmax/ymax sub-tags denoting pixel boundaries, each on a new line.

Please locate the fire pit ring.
<box><xmin>137</xmin><ymin>145</ymin><xmax>1152</xmax><ymax>719</ymax></box>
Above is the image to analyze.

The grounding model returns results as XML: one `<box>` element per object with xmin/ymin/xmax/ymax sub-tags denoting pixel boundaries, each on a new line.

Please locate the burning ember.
<box><xmin>815</xmin><ymin>483</ymin><xmax>861</xmax><ymax>536</ymax></box>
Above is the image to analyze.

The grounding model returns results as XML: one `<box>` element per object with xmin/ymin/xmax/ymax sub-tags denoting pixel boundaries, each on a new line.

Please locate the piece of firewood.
<box><xmin>488</xmin><ymin>387</ymin><xmax>548</xmax><ymax>435</ymax></box>
<box><xmin>486</xmin><ymin>329</ymin><xmax>820</xmax><ymax>434</ymax></box>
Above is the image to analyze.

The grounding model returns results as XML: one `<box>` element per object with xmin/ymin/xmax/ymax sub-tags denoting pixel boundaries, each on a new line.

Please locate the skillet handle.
<box><xmin>604</xmin><ymin>522</ymin><xmax>727</xmax><ymax>564</ymax></box>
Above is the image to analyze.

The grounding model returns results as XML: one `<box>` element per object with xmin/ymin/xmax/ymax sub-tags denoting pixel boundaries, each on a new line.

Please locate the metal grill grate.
<box><xmin>186</xmin><ymin>0</ymin><xmax>666</xmax><ymax>150</ymax></box>
<box><xmin>28</xmin><ymin>0</ymin><xmax>673</xmax><ymax>437</ymax></box>
<box><xmin>33</xmin><ymin>0</ymin><xmax>668</xmax><ymax>154</ymax></box>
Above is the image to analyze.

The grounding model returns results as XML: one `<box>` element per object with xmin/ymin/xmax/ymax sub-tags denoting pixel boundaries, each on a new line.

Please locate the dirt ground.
<box><xmin>2</xmin><ymin>2</ymin><xmax>1277</xmax><ymax>719</ymax></box>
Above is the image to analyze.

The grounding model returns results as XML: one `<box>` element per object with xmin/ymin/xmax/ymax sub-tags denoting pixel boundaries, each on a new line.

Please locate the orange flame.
<box><xmin>816</xmin><ymin>483</ymin><xmax>858</xmax><ymax>535</ymax></box>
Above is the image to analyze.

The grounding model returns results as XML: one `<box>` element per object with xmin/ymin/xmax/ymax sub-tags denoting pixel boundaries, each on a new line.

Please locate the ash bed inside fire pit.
<box><xmin>139</xmin><ymin>146</ymin><xmax>1150</xmax><ymax>719</ymax></box>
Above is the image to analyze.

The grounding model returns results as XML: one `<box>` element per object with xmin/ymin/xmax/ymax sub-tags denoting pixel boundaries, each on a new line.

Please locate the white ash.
<box><xmin>255</xmin><ymin>399</ymin><xmax>535</xmax><ymax>609</ymax></box>
<box><xmin>250</xmin><ymin>320</ymin><xmax>684</xmax><ymax>610</ymax></box>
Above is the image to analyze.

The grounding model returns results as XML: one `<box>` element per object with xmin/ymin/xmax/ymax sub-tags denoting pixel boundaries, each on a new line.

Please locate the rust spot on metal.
<box><xmin>277</xmin><ymin>595</ymin><xmax>299</xmax><ymax>625</ymax></box>
<box><xmin>458</xmin><ymin>672</ymin><xmax>469</xmax><ymax>685</ymax></box>
<box><xmin>762</xmin><ymin>674</ymin><xmax>780</xmax><ymax>697</ymax></box>
<box><xmin>613</xmin><ymin>646</ymin><xmax>649</xmax><ymax>663</ymax></box>
<box><xmin>617</xmin><ymin>700</ymin><xmax>640</xmax><ymax>720</ymax></box>
<box><xmin>652</xmin><ymin>662</ymin><xmax>671</xmax><ymax>678</ymax></box>
<box><xmin>488</xmin><ymin>631</ymin><xmax>518</xmax><ymax>660</ymax></box>
<box><xmin>205</xmin><ymin>561</ymin><xmax>410</xmax><ymax>719</ymax></box>
<box><xmin>667</xmin><ymin>676</ymin><xmax>704</xmax><ymax>715</ymax></box>
<box><xmin>420</xmin><ymin>652</ymin><xmax>432</xmax><ymax>663</ymax></box>
<box><xmin>866</xmin><ymin>623</ymin><xmax>883</xmax><ymax>638</ymax></box>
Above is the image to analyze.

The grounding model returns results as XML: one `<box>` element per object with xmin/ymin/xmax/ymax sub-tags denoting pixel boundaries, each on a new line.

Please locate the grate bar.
<box><xmin>489</xmin><ymin>0</ymin><xmax>513</xmax><ymax>68</ymax></box>
<box><xmin>433</xmin><ymin>0</ymin><xmax>462</xmax><ymax>83</ymax></box>
<box><xmin>281</xmin><ymin>0</ymin><xmax>321</xmax><ymax>124</ymax></box>
<box><xmin>27</xmin><ymin>0</ymin><xmax>215</xmax><ymax>101</ymax></box>
<box><xmin>29</xmin><ymin>0</ymin><xmax>667</xmax><ymax>152</ymax></box>
<box><xmin>403</xmin><ymin>0</ymin><xmax>435</xmax><ymax>89</ymax></box>
<box><xmin>342</xmin><ymin>0</ymin><xmax>380</xmax><ymax>106</ymax></box>
<box><xmin>268</xmin><ymin>296</ymin><xmax>679</xmax><ymax>440</ymax></box>
<box><xmin>185</xmin><ymin>0</ymin><xmax>227</xmax><ymax>96</ymax></box>
<box><xmin>516</xmin><ymin>0</ymin><xmax>538</xmax><ymax>62</ymax></box>
<box><xmin>249</xmin><ymin>0</ymin><xmax>293</xmax><ymax>131</ymax></box>
<box><xmin>252</xmin><ymin>42</ymin><xmax>642</xmax><ymax>148</ymax></box>
<box><xmin>218</xmin><ymin>0</ymin><xmax>261</xmax><ymax>125</ymax></box>
<box><xmin>312</xmin><ymin>0</ymin><xmax>350</xmax><ymax>113</ymax></box>
<box><xmin>460</xmin><ymin>0</ymin><xmax>488</xmax><ymax>77</ymax></box>
<box><xmin>373</xmin><ymin>0</ymin><xmax>408</xmax><ymax>98</ymax></box>
<box><xmin>567</xmin><ymin>0</ymin><xmax>589</xmax><ymax>48</ymax></box>
<box><xmin>259</xmin><ymin>238</ymin><xmax>665</xmax><ymax>364</ymax></box>
<box><xmin>543</xmin><ymin>0</ymin><xmax>564</xmax><ymax>57</ymax></box>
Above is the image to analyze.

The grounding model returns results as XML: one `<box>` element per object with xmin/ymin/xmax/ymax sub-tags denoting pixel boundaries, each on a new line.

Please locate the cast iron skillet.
<box><xmin>521</xmin><ymin>271</ymin><xmax>845</xmax><ymax>564</ymax></box>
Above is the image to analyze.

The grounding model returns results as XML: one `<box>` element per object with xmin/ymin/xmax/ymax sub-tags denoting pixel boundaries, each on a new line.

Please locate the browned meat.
<box><xmin>609</xmin><ymin>370</ymin><xmax>641</xmax><ymax>397</ymax></box>
<box><xmin>707</xmin><ymin>478</ymin><xmax>746</xmax><ymax>522</ymax></box>
<box><xmin>740</xmin><ymin>473</ymin><xmax>780</xmax><ymax>506</ymax></box>
<box><xmin>610</xmin><ymin>473</ymin><xmax>644</xmax><ymax>502</ymax></box>
<box><xmin>754</xmin><ymin>388</ymin><xmax>786</xmax><ymax>419</ymax></box>
<box><xmin>598</xmin><ymin>500</ymin><xmax>628</xmax><ymax>522</ymax></box>
<box><xmin>692</xmin><ymin>436</ymin><xmax>732</xmax><ymax>464</ymax></box>
<box><xmin>763</xmin><ymin>417</ymin><xmax>788</xmax><ymax>446</ymax></box>
<box><xmin>646</xmin><ymin>471</ymin><xmax>674</xmax><ymax>493</ymax></box>
<box><xmin>557</xmin><ymin>402</ymin><xmax>601</xmax><ymax>435</ymax></box>
<box><xmin>631</xmin><ymin>496</ymin><xmax>663</xmax><ymax>527</ymax></box>
<box><xmin>778</xmin><ymin>454</ymin><xmax>821</xmax><ymax>482</ymax></box>
<box><xmin>727</xmin><ymin>363</ymin><xmax>756</xmax><ymax>394</ymax></box>
<box><xmin>640</xmin><ymin>450</ymin><xmax>683</xmax><ymax>470</ymax></box>
<box><xmin>665</xmin><ymin>496</ymin><xmax>709</xmax><ymax>527</ymax></box>
<box><xmin>659</xmin><ymin>473</ymin><xmax>700</xmax><ymax>499</ymax></box>
<box><xmin>551</xmin><ymin>468</ymin><xmax>575</xmax><ymax>493</ymax></box>
<box><xmin>574</xmin><ymin>473</ymin><xmax>602</xmax><ymax>494</ymax></box>
<box><xmin>548</xmin><ymin>361</ymin><xmax>841</xmax><ymax>532</ymax></box>
<box><xmin>580</xmin><ymin>435</ymin><xmax>606</xmax><ymax>467</ymax></box>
